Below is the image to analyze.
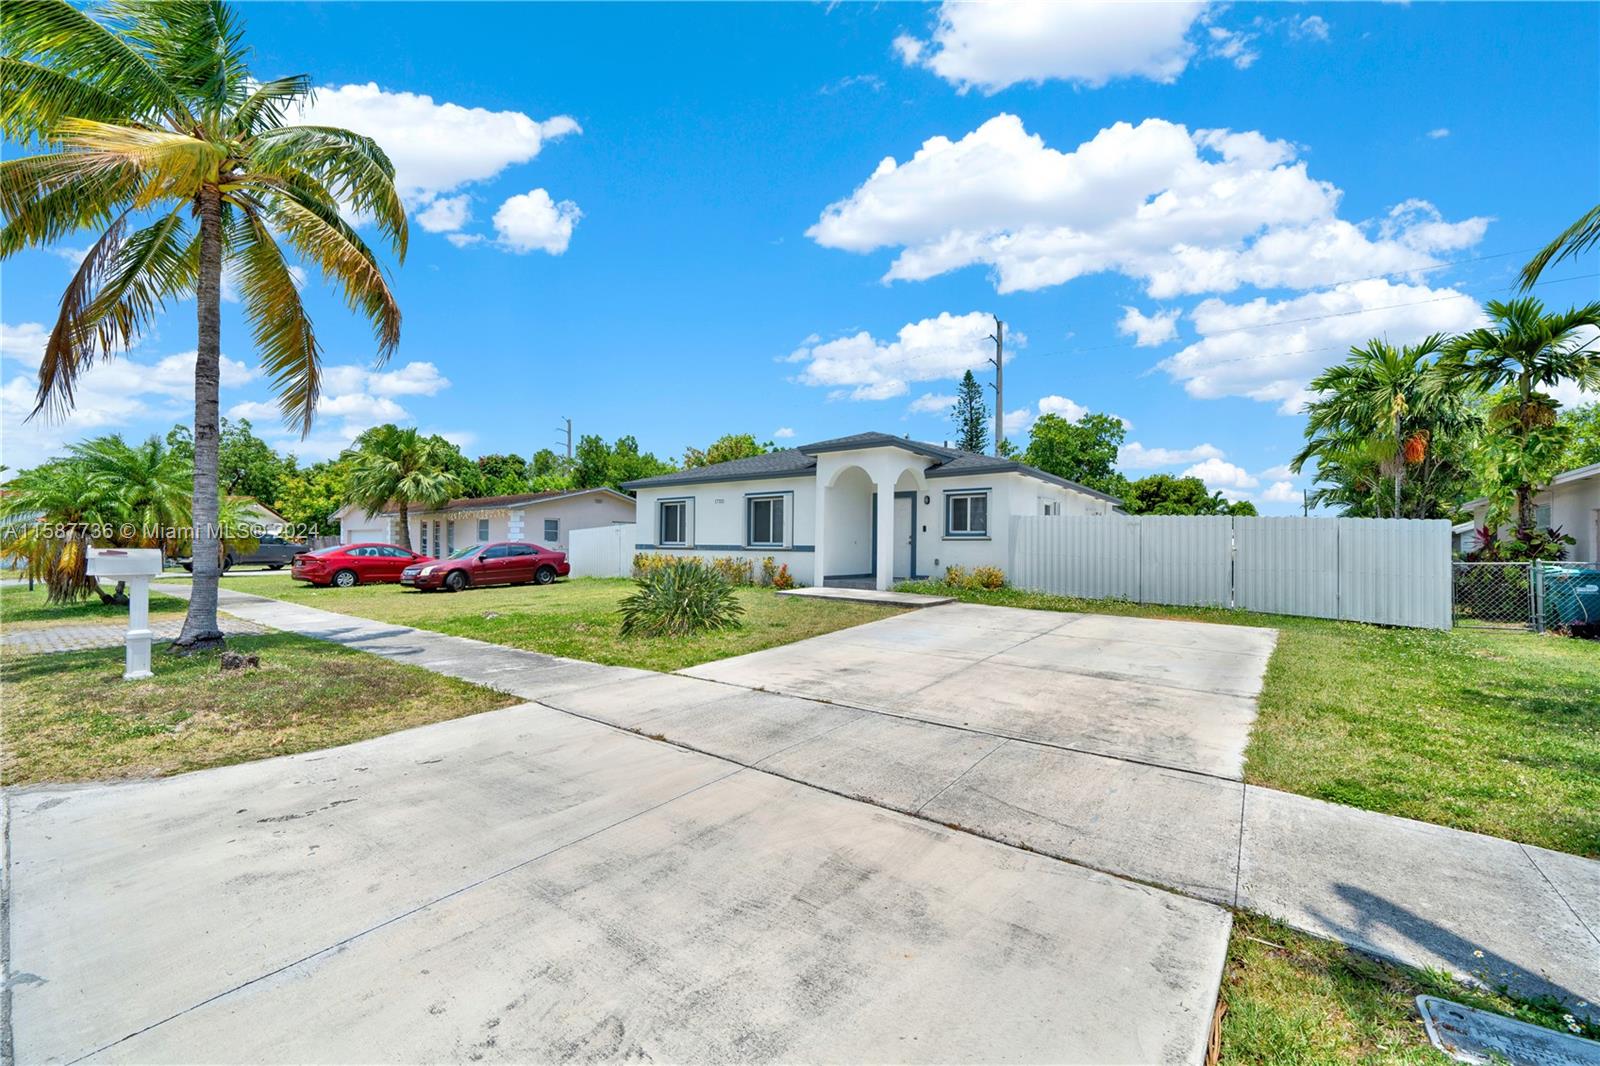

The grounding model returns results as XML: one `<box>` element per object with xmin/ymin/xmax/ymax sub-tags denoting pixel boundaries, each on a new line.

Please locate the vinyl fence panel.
<box><xmin>1233</xmin><ymin>517</ymin><xmax>1339</xmax><ymax>619</ymax></box>
<box><xmin>1138</xmin><ymin>515</ymin><xmax>1232</xmax><ymax>606</ymax></box>
<box><xmin>1337</xmin><ymin>518</ymin><xmax>1452</xmax><ymax>630</ymax></box>
<box><xmin>568</xmin><ymin>523</ymin><xmax>636</xmax><ymax>579</ymax></box>
<box><xmin>1009</xmin><ymin>514</ymin><xmax>1140</xmax><ymax>600</ymax></box>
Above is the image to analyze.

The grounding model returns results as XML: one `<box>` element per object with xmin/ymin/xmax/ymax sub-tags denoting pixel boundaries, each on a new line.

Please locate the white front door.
<box><xmin>893</xmin><ymin>496</ymin><xmax>913</xmax><ymax>579</ymax></box>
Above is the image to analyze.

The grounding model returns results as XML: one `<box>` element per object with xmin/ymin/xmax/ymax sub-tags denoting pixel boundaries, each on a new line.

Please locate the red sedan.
<box><xmin>400</xmin><ymin>541</ymin><xmax>570</xmax><ymax>592</ymax></box>
<box><xmin>291</xmin><ymin>543</ymin><xmax>434</xmax><ymax>588</ymax></box>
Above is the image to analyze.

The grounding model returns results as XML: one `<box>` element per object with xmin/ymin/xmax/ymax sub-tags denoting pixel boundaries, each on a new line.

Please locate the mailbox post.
<box><xmin>85</xmin><ymin>548</ymin><xmax>164</xmax><ymax>679</ymax></box>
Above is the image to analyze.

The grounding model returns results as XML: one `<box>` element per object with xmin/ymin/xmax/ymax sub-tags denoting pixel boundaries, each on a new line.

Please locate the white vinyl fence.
<box><xmin>1009</xmin><ymin>515</ymin><xmax>1452</xmax><ymax>629</ymax></box>
<box><xmin>568</xmin><ymin>522</ymin><xmax>637</xmax><ymax>578</ymax></box>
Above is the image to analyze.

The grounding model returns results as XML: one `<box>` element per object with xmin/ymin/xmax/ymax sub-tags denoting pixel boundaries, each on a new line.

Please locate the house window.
<box><xmin>747</xmin><ymin>495</ymin><xmax>784</xmax><ymax>547</ymax></box>
<box><xmin>660</xmin><ymin>500</ymin><xmax>687</xmax><ymax>546</ymax></box>
<box><xmin>420</xmin><ymin>522</ymin><xmax>428</xmax><ymax>554</ymax></box>
<box><xmin>544</xmin><ymin>518</ymin><xmax>559</xmax><ymax>543</ymax></box>
<box><xmin>946</xmin><ymin>492</ymin><xmax>988</xmax><ymax>537</ymax></box>
<box><xmin>1535</xmin><ymin>504</ymin><xmax>1552</xmax><ymax>530</ymax></box>
<box><xmin>432</xmin><ymin>521</ymin><xmax>441</xmax><ymax>553</ymax></box>
<box><xmin>477</xmin><ymin>518</ymin><xmax>489</xmax><ymax>542</ymax></box>
<box><xmin>1041</xmin><ymin>500</ymin><xmax>1061</xmax><ymax>517</ymax></box>
<box><xmin>446</xmin><ymin>520</ymin><xmax>455</xmax><ymax>553</ymax></box>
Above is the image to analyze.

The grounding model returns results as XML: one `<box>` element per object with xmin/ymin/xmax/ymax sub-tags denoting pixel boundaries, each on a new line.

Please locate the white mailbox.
<box><xmin>86</xmin><ymin>548</ymin><xmax>164</xmax><ymax>679</ymax></box>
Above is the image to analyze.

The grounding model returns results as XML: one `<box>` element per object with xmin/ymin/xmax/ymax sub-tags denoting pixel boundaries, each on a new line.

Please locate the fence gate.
<box><xmin>1452</xmin><ymin>561</ymin><xmax>1600</xmax><ymax>632</ymax></box>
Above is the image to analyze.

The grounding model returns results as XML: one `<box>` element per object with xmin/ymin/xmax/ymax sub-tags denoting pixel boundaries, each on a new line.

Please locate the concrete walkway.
<box><xmin>2</xmin><ymin>615</ymin><xmax>268</xmax><ymax>653</ymax></box>
<box><xmin>37</xmin><ymin>584</ymin><xmax>1600</xmax><ymax>1020</ymax></box>
<box><xmin>778</xmin><ymin>586</ymin><xmax>954</xmax><ymax>607</ymax></box>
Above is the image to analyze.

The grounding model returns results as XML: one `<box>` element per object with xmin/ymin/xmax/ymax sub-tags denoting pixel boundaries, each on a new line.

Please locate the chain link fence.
<box><xmin>1452</xmin><ymin>561</ymin><xmax>1600</xmax><ymax>634</ymax></box>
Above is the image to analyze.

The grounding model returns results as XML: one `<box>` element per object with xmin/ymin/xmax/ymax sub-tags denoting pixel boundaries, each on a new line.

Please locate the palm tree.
<box><xmin>0</xmin><ymin>460</ymin><xmax>121</xmax><ymax>603</ymax></box>
<box><xmin>1</xmin><ymin>0</ymin><xmax>406</xmax><ymax>650</ymax></box>
<box><xmin>345</xmin><ymin>426</ymin><xmax>461</xmax><ymax>551</ymax></box>
<box><xmin>1445</xmin><ymin>298</ymin><xmax>1600</xmax><ymax>534</ymax></box>
<box><xmin>70</xmin><ymin>433</ymin><xmax>189</xmax><ymax>559</ymax></box>
<box><xmin>1293</xmin><ymin>335</ymin><xmax>1475</xmax><ymax>518</ymax></box>
<box><xmin>1520</xmin><ymin>205</ymin><xmax>1600</xmax><ymax>289</ymax></box>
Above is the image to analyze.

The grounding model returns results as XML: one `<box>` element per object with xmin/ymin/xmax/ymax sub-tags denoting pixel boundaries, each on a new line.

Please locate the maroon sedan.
<box><xmin>400</xmin><ymin>541</ymin><xmax>569</xmax><ymax>592</ymax></box>
<box><xmin>291</xmin><ymin>543</ymin><xmax>433</xmax><ymax>588</ymax></box>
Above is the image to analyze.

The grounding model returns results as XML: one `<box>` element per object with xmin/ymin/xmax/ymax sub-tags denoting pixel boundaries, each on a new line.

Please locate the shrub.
<box><xmin>619</xmin><ymin>560</ymin><xmax>744</xmax><ymax>637</ymax></box>
<box><xmin>971</xmin><ymin>565</ymin><xmax>1005</xmax><ymax>590</ymax></box>
<box><xmin>631</xmin><ymin>551</ymin><xmax>685</xmax><ymax>578</ymax></box>
<box><xmin>944</xmin><ymin>564</ymin><xmax>969</xmax><ymax>587</ymax></box>
<box><xmin>772</xmin><ymin>564</ymin><xmax>795</xmax><ymax>590</ymax></box>
<box><xmin>760</xmin><ymin>556</ymin><xmax>779</xmax><ymax>586</ymax></box>
<box><xmin>711</xmin><ymin>555</ymin><xmax>754</xmax><ymax>586</ymax></box>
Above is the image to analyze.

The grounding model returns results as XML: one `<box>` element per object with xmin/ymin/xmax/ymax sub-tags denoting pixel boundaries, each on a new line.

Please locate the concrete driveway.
<box><xmin>683</xmin><ymin>602</ymin><xmax>1278</xmax><ymax>779</ymax></box>
<box><xmin>9</xmin><ymin>700</ymin><xmax>1230</xmax><ymax>1064</ymax></box>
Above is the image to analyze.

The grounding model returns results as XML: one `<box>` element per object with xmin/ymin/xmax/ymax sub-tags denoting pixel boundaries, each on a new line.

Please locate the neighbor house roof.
<box><xmin>622</xmin><ymin>432</ymin><xmax>1124</xmax><ymax>504</ymax></box>
<box><xmin>341</xmin><ymin>487</ymin><xmax>635</xmax><ymax>519</ymax></box>
<box><xmin>1460</xmin><ymin>460</ymin><xmax>1600</xmax><ymax>511</ymax></box>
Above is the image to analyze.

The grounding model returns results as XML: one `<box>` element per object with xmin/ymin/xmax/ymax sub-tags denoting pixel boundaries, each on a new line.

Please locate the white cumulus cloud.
<box><xmin>787</xmin><ymin>311</ymin><xmax>1012</xmax><ymax>401</ymax></box>
<box><xmin>494</xmin><ymin>189</ymin><xmax>582</xmax><ymax>255</ymax></box>
<box><xmin>907</xmin><ymin>392</ymin><xmax>957</xmax><ymax>415</ymax></box>
<box><xmin>895</xmin><ymin>1</ymin><xmax>1209</xmax><ymax>93</ymax></box>
<box><xmin>808</xmin><ymin>115</ymin><xmax>1489</xmax><ymax>298</ymax></box>
<box><xmin>1262</xmin><ymin>481</ymin><xmax>1301</xmax><ymax>503</ymax></box>
<box><xmin>1119</xmin><ymin>441</ymin><xmax>1225</xmax><ymax>470</ymax></box>
<box><xmin>773</xmin><ymin>426</ymin><xmax>796</xmax><ymax>439</ymax></box>
<box><xmin>1184</xmin><ymin>456</ymin><xmax>1259</xmax><ymax>490</ymax></box>
<box><xmin>1118</xmin><ymin>306</ymin><xmax>1181</xmax><ymax>347</ymax></box>
<box><xmin>416</xmin><ymin>194</ymin><xmax>472</xmax><ymax>234</ymax></box>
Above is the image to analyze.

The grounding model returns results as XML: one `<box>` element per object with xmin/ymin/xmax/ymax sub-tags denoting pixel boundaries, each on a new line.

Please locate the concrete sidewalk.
<box><xmin>132</xmin><ymin>583</ymin><xmax>1600</xmax><ymax>1012</ymax></box>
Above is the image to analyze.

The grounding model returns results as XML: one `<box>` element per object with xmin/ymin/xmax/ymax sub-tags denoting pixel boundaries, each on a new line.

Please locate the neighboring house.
<box><xmin>623</xmin><ymin>431</ymin><xmax>1122</xmax><ymax>591</ymax></box>
<box><xmin>1458</xmin><ymin>460</ymin><xmax>1600</xmax><ymax>560</ymax></box>
<box><xmin>331</xmin><ymin>488</ymin><xmax>636</xmax><ymax>555</ymax></box>
<box><xmin>233</xmin><ymin>497</ymin><xmax>289</xmax><ymax>535</ymax></box>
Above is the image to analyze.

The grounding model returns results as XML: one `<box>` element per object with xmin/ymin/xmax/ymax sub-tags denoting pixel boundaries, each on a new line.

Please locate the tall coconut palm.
<box><xmin>1</xmin><ymin>0</ymin><xmax>406</xmax><ymax>650</ymax></box>
<box><xmin>1444</xmin><ymin>298</ymin><xmax>1600</xmax><ymax>534</ymax></box>
<box><xmin>1293</xmin><ymin>334</ymin><xmax>1475</xmax><ymax>518</ymax></box>
<box><xmin>345</xmin><ymin>426</ymin><xmax>461</xmax><ymax>552</ymax></box>
<box><xmin>1520</xmin><ymin>205</ymin><xmax>1600</xmax><ymax>289</ymax></box>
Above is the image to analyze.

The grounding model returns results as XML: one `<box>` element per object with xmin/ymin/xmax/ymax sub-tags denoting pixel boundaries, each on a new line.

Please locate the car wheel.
<box><xmin>445</xmin><ymin>571</ymin><xmax>468</xmax><ymax>592</ymax></box>
<box><xmin>182</xmin><ymin>562</ymin><xmax>193</xmax><ymax>573</ymax></box>
<box><xmin>535</xmin><ymin>566</ymin><xmax>557</xmax><ymax>585</ymax></box>
<box><xmin>332</xmin><ymin>569</ymin><xmax>358</xmax><ymax>588</ymax></box>
<box><xmin>268</xmin><ymin>563</ymin><xmax>285</xmax><ymax>570</ymax></box>
<box><xmin>222</xmin><ymin>555</ymin><xmax>234</xmax><ymax>572</ymax></box>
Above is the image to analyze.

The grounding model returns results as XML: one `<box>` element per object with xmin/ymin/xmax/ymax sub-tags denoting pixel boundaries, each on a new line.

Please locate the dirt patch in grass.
<box><xmin>897</xmin><ymin>582</ymin><xmax>1600</xmax><ymax>857</ymax></box>
<box><xmin>1</xmin><ymin>632</ymin><xmax>517</xmax><ymax>786</ymax></box>
<box><xmin>1219</xmin><ymin>912</ymin><xmax>1596</xmax><ymax>1064</ymax></box>
<box><xmin>222</xmin><ymin>575</ymin><xmax>904</xmax><ymax>673</ymax></box>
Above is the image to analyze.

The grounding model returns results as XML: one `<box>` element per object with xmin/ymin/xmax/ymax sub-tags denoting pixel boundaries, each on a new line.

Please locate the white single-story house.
<box><xmin>332</xmin><ymin>488</ymin><xmax>636</xmax><ymax>555</ymax></box>
<box><xmin>622</xmin><ymin>431</ymin><xmax>1123</xmax><ymax>590</ymax></box>
<box><xmin>233</xmin><ymin>497</ymin><xmax>288</xmax><ymax>535</ymax></box>
<box><xmin>1457</xmin><ymin>460</ymin><xmax>1600</xmax><ymax>560</ymax></box>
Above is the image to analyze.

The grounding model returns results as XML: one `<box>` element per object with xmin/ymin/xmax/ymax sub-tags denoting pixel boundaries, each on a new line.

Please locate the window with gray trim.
<box><xmin>477</xmin><ymin>518</ymin><xmax>489</xmax><ymax>542</ymax></box>
<box><xmin>945</xmin><ymin>492</ymin><xmax>988</xmax><ymax>536</ymax></box>
<box><xmin>747</xmin><ymin>495</ymin><xmax>784</xmax><ymax>547</ymax></box>
<box><xmin>544</xmin><ymin>518</ymin><xmax>559</xmax><ymax>542</ymax></box>
<box><xmin>660</xmin><ymin>500</ymin><xmax>687</xmax><ymax>546</ymax></box>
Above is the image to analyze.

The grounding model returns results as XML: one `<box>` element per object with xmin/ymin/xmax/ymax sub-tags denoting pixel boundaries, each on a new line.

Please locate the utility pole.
<box><xmin>986</xmin><ymin>316</ymin><xmax>1004</xmax><ymax>456</ymax></box>
<box><xmin>555</xmin><ymin>417</ymin><xmax>572</xmax><ymax>459</ymax></box>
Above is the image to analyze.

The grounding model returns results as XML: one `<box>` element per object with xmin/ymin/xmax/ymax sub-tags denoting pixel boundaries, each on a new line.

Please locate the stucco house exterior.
<box><xmin>1457</xmin><ymin>460</ymin><xmax>1600</xmax><ymax>560</ymax></box>
<box><xmin>332</xmin><ymin>488</ymin><xmax>635</xmax><ymax>556</ymax></box>
<box><xmin>623</xmin><ymin>431</ymin><xmax>1122</xmax><ymax>590</ymax></box>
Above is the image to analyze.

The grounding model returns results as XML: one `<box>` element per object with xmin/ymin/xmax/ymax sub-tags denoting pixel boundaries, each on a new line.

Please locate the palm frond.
<box><xmin>251</xmin><ymin>124</ymin><xmax>407</xmax><ymax>260</ymax></box>
<box><xmin>0</xmin><ymin>157</ymin><xmax>141</xmax><ymax>256</ymax></box>
<box><xmin>54</xmin><ymin>118</ymin><xmax>225</xmax><ymax>204</ymax></box>
<box><xmin>34</xmin><ymin>210</ymin><xmax>130</xmax><ymax>421</ymax></box>
<box><xmin>0</xmin><ymin>0</ymin><xmax>188</xmax><ymax>127</ymax></box>
<box><xmin>0</xmin><ymin>56</ymin><xmax>130</xmax><ymax>140</ymax></box>
<box><xmin>107</xmin><ymin>0</ymin><xmax>250</xmax><ymax>127</ymax></box>
<box><xmin>83</xmin><ymin>207</ymin><xmax>195</xmax><ymax>353</ymax></box>
<box><xmin>230</xmin><ymin>199</ymin><xmax>322</xmax><ymax>433</ymax></box>
<box><xmin>230</xmin><ymin>73</ymin><xmax>311</xmax><ymax>135</ymax></box>
<box><xmin>1520</xmin><ymin>204</ymin><xmax>1600</xmax><ymax>290</ymax></box>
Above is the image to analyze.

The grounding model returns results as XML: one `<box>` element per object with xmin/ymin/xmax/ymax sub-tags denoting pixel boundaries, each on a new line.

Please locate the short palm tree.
<box><xmin>345</xmin><ymin>426</ymin><xmax>461</xmax><ymax>552</ymax></box>
<box><xmin>70</xmin><ymin>433</ymin><xmax>189</xmax><ymax>558</ymax></box>
<box><xmin>1293</xmin><ymin>334</ymin><xmax>1473</xmax><ymax>518</ymax></box>
<box><xmin>1444</xmin><ymin>298</ymin><xmax>1600</xmax><ymax>534</ymax></box>
<box><xmin>0</xmin><ymin>459</ymin><xmax>122</xmax><ymax>603</ymax></box>
<box><xmin>1520</xmin><ymin>205</ymin><xmax>1600</xmax><ymax>289</ymax></box>
<box><xmin>1</xmin><ymin>0</ymin><xmax>406</xmax><ymax>650</ymax></box>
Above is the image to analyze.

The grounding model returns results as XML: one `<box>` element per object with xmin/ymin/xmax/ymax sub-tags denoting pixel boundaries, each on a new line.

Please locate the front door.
<box><xmin>893</xmin><ymin>495</ymin><xmax>913</xmax><ymax>579</ymax></box>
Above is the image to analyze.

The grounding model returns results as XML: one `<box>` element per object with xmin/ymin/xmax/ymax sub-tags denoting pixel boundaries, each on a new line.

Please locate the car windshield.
<box><xmin>449</xmin><ymin>545</ymin><xmax>483</xmax><ymax>560</ymax></box>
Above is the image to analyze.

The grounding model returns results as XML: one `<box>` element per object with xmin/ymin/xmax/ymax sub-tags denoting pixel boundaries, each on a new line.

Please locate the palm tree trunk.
<box><xmin>174</xmin><ymin>186</ymin><xmax>226</xmax><ymax>652</ymax></box>
<box><xmin>397</xmin><ymin>501</ymin><xmax>411</xmax><ymax>551</ymax></box>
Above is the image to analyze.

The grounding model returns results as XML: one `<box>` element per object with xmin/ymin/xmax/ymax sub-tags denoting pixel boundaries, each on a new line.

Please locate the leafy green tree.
<box><xmin>1121</xmin><ymin>474</ymin><xmax>1255</xmax><ymax>516</ymax></box>
<box><xmin>475</xmin><ymin>453</ymin><xmax>530</xmax><ymax>495</ymax></box>
<box><xmin>1558</xmin><ymin>403</ymin><xmax>1600</xmax><ymax>469</ymax></box>
<box><xmin>951</xmin><ymin>370</ymin><xmax>989</xmax><ymax>453</ymax></box>
<box><xmin>168</xmin><ymin>418</ymin><xmax>294</xmax><ymax>504</ymax></box>
<box><xmin>345</xmin><ymin>426</ymin><xmax>460</xmax><ymax>551</ymax></box>
<box><xmin>1445</xmin><ymin>298</ymin><xmax>1600</xmax><ymax>533</ymax></box>
<box><xmin>1022</xmin><ymin>412</ymin><xmax>1128</xmax><ymax>497</ymax></box>
<box><xmin>529</xmin><ymin>448</ymin><xmax>574</xmax><ymax>491</ymax></box>
<box><xmin>573</xmin><ymin>434</ymin><xmax>674</xmax><ymax>490</ymax></box>
<box><xmin>683</xmin><ymin>433</ymin><xmax>771</xmax><ymax>469</ymax></box>
<box><xmin>2</xmin><ymin>1</ymin><xmax>406</xmax><ymax>650</ymax></box>
<box><xmin>1294</xmin><ymin>335</ymin><xmax>1479</xmax><ymax>519</ymax></box>
<box><xmin>275</xmin><ymin>459</ymin><xmax>348</xmax><ymax>536</ymax></box>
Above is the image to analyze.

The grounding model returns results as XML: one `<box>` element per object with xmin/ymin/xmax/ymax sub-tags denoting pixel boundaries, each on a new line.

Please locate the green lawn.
<box><xmin>897</xmin><ymin>582</ymin><xmax>1600</xmax><ymax>857</ymax></box>
<box><xmin>1219</xmin><ymin>913</ymin><xmax>1595</xmax><ymax>1064</ymax></box>
<box><xmin>213</xmin><ymin>575</ymin><xmax>905</xmax><ymax>673</ymax></box>
<box><xmin>1</xmin><ymin>632</ymin><xmax>517</xmax><ymax>786</ymax></box>
<box><xmin>1</xmin><ymin>582</ymin><xmax>188</xmax><ymax>629</ymax></box>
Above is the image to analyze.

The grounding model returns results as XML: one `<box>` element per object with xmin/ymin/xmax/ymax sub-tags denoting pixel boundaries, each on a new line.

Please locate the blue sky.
<box><xmin>3</xmin><ymin>1</ymin><xmax>1597</xmax><ymax>513</ymax></box>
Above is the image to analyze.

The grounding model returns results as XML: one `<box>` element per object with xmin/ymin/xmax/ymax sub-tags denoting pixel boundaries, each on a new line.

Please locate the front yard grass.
<box><xmin>1219</xmin><ymin>913</ymin><xmax>1595</xmax><ymax>1064</ymax></box>
<box><xmin>897</xmin><ymin>582</ymin><xmax>1600</xmax><ymax>858</ymax></box>
<box><xmin>0</xmin><ymin>582</ymin><xmax>188</xmax><ymax>630</ymax></box>
<box><xmin>0</xmin><ymin>632</ymin><xmax>517</xmax><ymax>786</ymax></box>
<box><xmin>217</xmin><ymin>575</ymin><xmax>904</xmax><ymax>673</ymax></box>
